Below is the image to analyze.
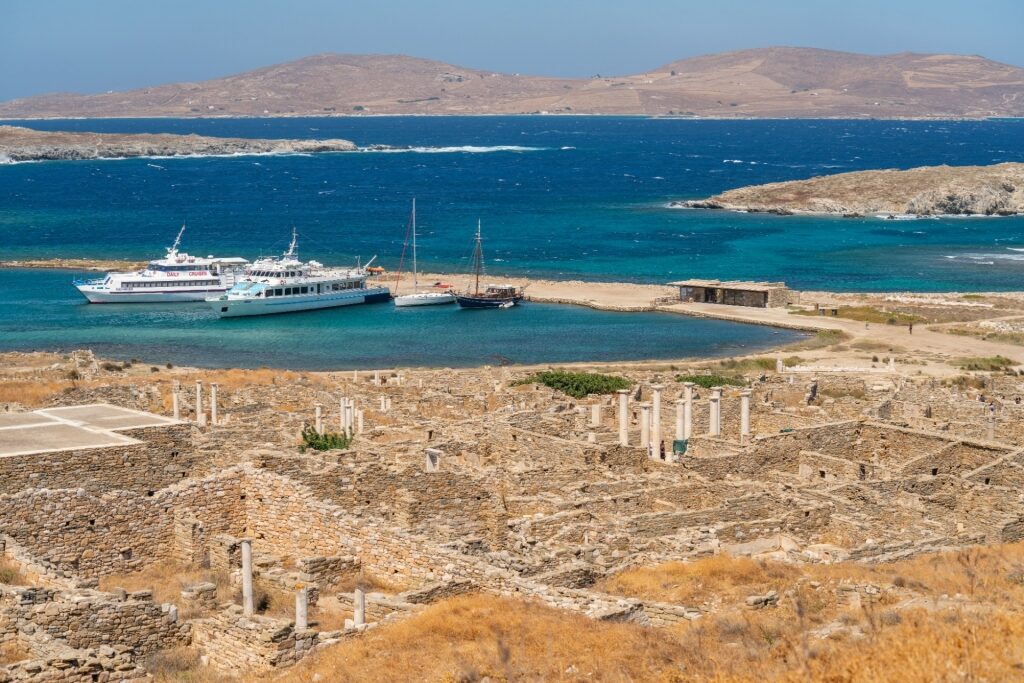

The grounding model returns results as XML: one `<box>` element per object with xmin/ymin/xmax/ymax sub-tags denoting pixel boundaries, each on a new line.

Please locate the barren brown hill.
<box><xmin>2</xmin><ymin>47</ymin><xmax>1023</xmax><ymax>119</ymax></box>
<box><xmin>679</xmin><ymin>162</ymin><xmax>1024</xmax><ymax>216</ymax></box>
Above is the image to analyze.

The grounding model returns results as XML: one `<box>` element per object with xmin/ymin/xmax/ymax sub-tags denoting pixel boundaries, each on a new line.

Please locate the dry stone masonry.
<box><xmin>3</xmin><ymin>362</ymin><xmax>1024</xmax><ymax>678</ymax></box>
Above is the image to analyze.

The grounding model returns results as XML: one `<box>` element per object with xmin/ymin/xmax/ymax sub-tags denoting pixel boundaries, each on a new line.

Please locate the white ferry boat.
<box><xmin>208</xmin><ymin>231</ymin><xmax>390</xmax><ymax>318</ymax></box>
<box><xmin>74</xmin><ymin>226</ymin><xmax>248</xmax><ymax>303</ymax></box>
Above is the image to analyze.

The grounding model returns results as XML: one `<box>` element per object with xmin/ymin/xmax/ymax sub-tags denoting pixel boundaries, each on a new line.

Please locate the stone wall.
<box><xmin>0</xmin><ymin>471</ymin><xmax>245</xmax><ymax>578</ymax></box>
<box><xmin>191</xmin><ymin>606</ymin><xmax>325</xmax><ymax>672</ymax></box>
<box><xmin>0</xmin><ymin>424</ymin><xmax>193</xmax><ymax>497</ymax></box>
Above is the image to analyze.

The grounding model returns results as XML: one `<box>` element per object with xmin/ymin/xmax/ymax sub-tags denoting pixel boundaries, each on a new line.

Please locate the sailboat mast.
<box><xmin>411</xmin><ymin>198</ymin><xmax>418</xmax><ymax>292</ymax></box>
<box><xmin>474</xmin><ymin>219</ymin><xmax>482</xmax><ymax>296</ymax></box>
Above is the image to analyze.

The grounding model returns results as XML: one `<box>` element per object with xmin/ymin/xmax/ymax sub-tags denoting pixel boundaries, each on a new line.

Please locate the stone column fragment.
<box><xmin>295</xmin><ymin>588</ymin><xmax>309</xmax><ymax>630</ymax></box>
<box><xmin>617</xmin><ymin>389</ymin><xmax>629</xmax><ymax>446</ymax></box>
<box><xmin>241</xmin><ymin>539</ymin><xmax>254</xmax><ymax>617</ymax></box>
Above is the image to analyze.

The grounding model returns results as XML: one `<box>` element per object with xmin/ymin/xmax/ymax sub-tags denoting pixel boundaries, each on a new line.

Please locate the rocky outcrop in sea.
<box><xmin>672</xmin><ymin>163</ymin><xmax>1024</xmax><ymax>217</ymax></box>
<box><xmin>0</xmin><ymin>125</ymin><xmax>357</xmax><ymax>162</ymax></box>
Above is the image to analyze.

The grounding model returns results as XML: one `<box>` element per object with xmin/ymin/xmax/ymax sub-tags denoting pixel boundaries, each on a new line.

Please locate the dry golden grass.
<box><xmin>98</xmin><ymin>561</ymin><xmax>231</xmax><ymax>617</ymax></box>
<box><xmin>0</xmin><ymin>379</ymin><xmax>73</xmax><ymax>407</ymax></box>
<box><xmin>145</xmin><ymin>646</ymin><xmax>235</xmax><ymax>683</ymax></box>
<box><xmin>276</xmin><ymin>594</ymin><xmax>687</xmax><ymax>683</ymax></box>
<box><xmin>267</xmin><ymin>592</ymin><xmax>1024</xmax><ymax>683</ymax></box>
<box><xmin>598</xmin><ymin>554</ymin><xmax>803</xmax><ymax>606</ymax></box>
<box><xmin>0</xmin><ymin>640</ymin><xmax>30</xmax><ymax>665</ymax></box>
<box><xmin>0</xmin><ymin>557</ymin><xmax>27</xmax><ymax>585</ymax></box>
<box><xmin>602</xmin><ymin>544</ymin><xmax>1024</xmax><ymax>610</ymax></box>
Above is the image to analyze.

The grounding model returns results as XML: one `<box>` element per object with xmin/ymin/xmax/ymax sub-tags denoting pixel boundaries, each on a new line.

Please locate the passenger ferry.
<box><xmin>74</xmin><ymin>226</ymin><xmax>248</xmax><ymax>303</ymax></box>
<box><xmin>208</xmin><ymin>230</ymin><xmax>390</xmax><ymax>318</ymax></box>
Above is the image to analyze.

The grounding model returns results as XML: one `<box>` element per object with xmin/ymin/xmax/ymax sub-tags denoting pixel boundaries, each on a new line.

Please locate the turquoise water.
<box><xmin>2</xmin><ymin>117</ymin><xmax>1023</xmax><ymax>291</ymax></box>
<box><xmin>0</xmin><ymin>269</ymin><xmax>803</xmax><ymax>369</ymax></box>
<box><xmin>1</xmin><ymin>116</ymin><xmax>1021</xmax><ymax>368</ymax></box>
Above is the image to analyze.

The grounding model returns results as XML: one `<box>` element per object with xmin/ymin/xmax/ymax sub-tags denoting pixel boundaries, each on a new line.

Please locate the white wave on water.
<box><xmin>947</xmin><ymin>253</ymin><xmax>1024</xmax><ymax>263</ymax></box>
<box><xmin>357</xmin><ymin>145</ymin><xmax>547</xmax><ymax>154</ymax></box>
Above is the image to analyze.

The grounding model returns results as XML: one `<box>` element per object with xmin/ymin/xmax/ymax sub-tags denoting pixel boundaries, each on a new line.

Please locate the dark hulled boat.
<box><xmin>454</xmin><ymin>221</ymin><xmax>524</xmax><ymax>309</ymax></box>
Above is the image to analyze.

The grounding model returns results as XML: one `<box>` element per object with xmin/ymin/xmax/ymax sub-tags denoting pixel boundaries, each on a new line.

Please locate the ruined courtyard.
<box><xmin>2</xmin><ymin>349</ymin><xmax>1024</xmax><ymax>681</ymax></box>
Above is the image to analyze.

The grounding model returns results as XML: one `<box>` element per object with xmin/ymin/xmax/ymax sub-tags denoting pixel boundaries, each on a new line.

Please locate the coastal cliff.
<box><xmin>675</xmin><ymin>163</ymin><xmax>1024</xmax><ymax>216</ymax></box>
<box><xmin>0</xmin><ymin>125</ymin><xmax>356</xmax><ymax>162</ymax></box>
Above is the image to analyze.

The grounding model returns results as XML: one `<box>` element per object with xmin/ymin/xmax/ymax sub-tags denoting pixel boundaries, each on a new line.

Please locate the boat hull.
<box><xmin>393</xmin><ymin>292</ymin><xmax>456</xmax><ymax>307</ymax></box>
<box><xmin>209</xmin><ymin>287</ymin><xmax>391</xmax><ymax>317</ymax></box>
<box><xmin>454</xmin><ymin>294</ymin><xmax>522</xmax><ymax>309</ymax></box>
<box><xmin>76</xmin><ymin>285</ymin><xmax>227</xmax><ymax>303</ymax></box>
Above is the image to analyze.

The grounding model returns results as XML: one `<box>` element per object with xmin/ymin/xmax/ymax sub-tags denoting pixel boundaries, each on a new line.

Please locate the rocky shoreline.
<box><xmin>0</xmin><ymin>125</ymin><xmax>356</xmax><ymax>162</ymax></box>
<box><xmin>673</xmin><ymin>163</ymin><xmax>1024</xmax><ymax>217</ymax></box>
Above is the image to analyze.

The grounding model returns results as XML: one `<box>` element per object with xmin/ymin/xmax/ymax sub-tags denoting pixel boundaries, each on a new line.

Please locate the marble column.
<box><xmin>651</xmin><ymin>384</ymin><xmax>664</xmax><ymax>459</ymax></box>
<box><xmin>617</xmin><ymin>389</ymin><xmax>629</xmax><ymax>446</ymax></box>
<box><xmin>241</xmin><ymin>540</ymin><xmax>254</xmax><ymax>617</ymax></box>
<box><xmin>740</xmin><ymin>389</ymin><xmax>752</xmax><ymax>441</ymax></box>
<box><xmin>209</xmin><ymin>383</ymin><xmax>219</xmax><ymax>427</ymax></box>
<box><xmin>640</xmin><ymin>403</ymin><xmax>651</xmax><ymax>451</ymax></box>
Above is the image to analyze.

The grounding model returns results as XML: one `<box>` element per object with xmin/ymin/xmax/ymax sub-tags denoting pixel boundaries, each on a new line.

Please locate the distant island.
<box><xmin>675</xmin><ymin>163</ymin><xmax>1024</xmax><ymax>216</ymax></box>
<box><xmin>1</xmin><ymin>47</ymin><xmax>1023</xmax><ymax>119</ymax></box>
<box><xmin>0</xmin><ymin>125</ymin><xmax>356</xmax><ymax>162</ymax></box>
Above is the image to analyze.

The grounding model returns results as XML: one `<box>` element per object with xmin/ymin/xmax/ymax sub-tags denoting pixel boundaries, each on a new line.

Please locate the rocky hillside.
<box><xmin>1</xmin><ymin>47</ymin><xmax>1023</xmax><ymax>119</ymax></box>
<box><xmin>677</xmin><ymin>163</ymin><xmax>1024</xmax><ymax>216</ymax></box>
<box><xmin>0</xmin><ymin>125</ymin><xmax>356</xmax><ymax>162</ymax></box>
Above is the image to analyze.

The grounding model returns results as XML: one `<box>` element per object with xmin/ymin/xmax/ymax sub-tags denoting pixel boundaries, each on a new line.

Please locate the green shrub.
<box><xmin>953</xmin><ymin>356</ymin><xmax>1017</xmax><ymax>372</ymax></box>
<box><xmin>513</xmin><ymin>370</ymin><xmax>630</xmax><ymax>399</ymax></box>
<box><xmin>300</xmin><ymin>426</ymin><xmax>353</xmax><ymax>452</ymax></box>
<box><xmin>675</xmin><ymin>374</ymin><xmax>745</xmax><ymax>389</ymax></box>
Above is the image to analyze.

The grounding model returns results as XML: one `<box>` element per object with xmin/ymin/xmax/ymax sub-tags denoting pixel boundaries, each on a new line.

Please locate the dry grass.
<box><xmin>276</xmin><ymin>593</ymin><xmax>687</xmax><ymax>683</ymax></box>
<box><xmin>0</xmin><ymin>640</ymin><xmax>31</xmax><ymax>665</ymax></box>
<box><xmin>145</xmin><ymin>646</ymin><xmax>234</xmax><ymax>683</ymax></box>
<box><xmin>98</xmin><ymin>561</ymin><xmax>231</xmax><ymax>617</ymax></box>
<box><xmin>268</xmin><ymin>591</ymin><xmax>1024</xmax><ymax>683</ymax></box>
<box><xmin>0</xmin><ymin>379</ymin><xmax>73</xmax><ymax>407</ymax></box>
<box><xmin>602</xmin><ymin>544</ymin><xmax>1024</xmax><ymax>611</ymax></box>
<box><xmin>792</xmin><ymin>306</ymin><xmax>922</xmax><ymax>325</ymax></box>
<box><xmin>850</xmin><ymin>340</ymin><xmax>906</xmax><ymax>353</ymax></box>
<box><xmin>0</xmin><ymin>557</ymin><xmax>27</xmax><ymax>585</ymax></box>
<box><xmin>598</xmin><ymin>554</ymin><xmax>803</xmax><ymax>606</ymax></box>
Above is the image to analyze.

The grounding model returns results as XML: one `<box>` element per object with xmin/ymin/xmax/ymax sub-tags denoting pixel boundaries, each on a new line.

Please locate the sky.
<box><xmin>2</xmin><ymin>0</ymin><xmax>1022</xmax><ymax>100</ymax></box>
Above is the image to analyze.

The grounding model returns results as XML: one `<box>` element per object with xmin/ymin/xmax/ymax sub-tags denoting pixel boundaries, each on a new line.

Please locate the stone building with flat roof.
<box><xmin>669</xmin><ymin>279</ymin><xmax>793</xmax><ymax>308</ymax></box>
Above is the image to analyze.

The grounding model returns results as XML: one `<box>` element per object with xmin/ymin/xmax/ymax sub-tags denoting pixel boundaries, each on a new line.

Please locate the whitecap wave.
<box><xmin>358</xmin><ymin>145</ymin><xmax>546</xmax><ymax>154</ymax></box>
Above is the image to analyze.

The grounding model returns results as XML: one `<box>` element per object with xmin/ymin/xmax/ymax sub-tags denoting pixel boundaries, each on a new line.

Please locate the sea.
<box><xmin>0</xmin><ymin>116</ymin><xmax>1021</xmax><ymax>368</ymax></box>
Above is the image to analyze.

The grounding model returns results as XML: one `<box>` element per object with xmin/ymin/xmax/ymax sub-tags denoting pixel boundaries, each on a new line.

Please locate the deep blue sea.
<box><xmin>0</xmin><ymin>116</ymin><xmax>1021</xmax><ymax>368</ymax></box>
<box><xmin>2</xmin><ymin>116</ymin><xmax>1023</xmax><ymax>290</ymax></box>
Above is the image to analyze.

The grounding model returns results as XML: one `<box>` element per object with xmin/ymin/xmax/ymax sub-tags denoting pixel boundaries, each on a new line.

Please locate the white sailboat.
<box><xmin>393</xmin><ymin>199</ymin><xmax>456</xmax><ymax>307</ymax></box>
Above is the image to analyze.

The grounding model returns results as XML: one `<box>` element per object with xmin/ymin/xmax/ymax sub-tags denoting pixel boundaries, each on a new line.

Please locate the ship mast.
<box><xmin>284</xmin><ymin>227</ymin><xmax>298</xmax><ymax>259</ymax></box>
<box><xmin>411</xmin><ymin>198</ymin><xmax>418</xmax><ymax>292</ymax></box>
<box><xmin>167</xmin><ymin>224</ymin><xmax>186</xmax><ymax>258</ymax></box>
<box><xmin>473</xmin><ymin>219</ymin><xmax>483</xmax><ymax>296</ymax></box>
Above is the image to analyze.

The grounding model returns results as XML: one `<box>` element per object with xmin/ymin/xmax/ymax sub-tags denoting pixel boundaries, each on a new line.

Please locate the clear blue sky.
<box><xmin>3</xmin><ymin>0</ymin><xmax>1022</xmax><ymax>100</ymax></box>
